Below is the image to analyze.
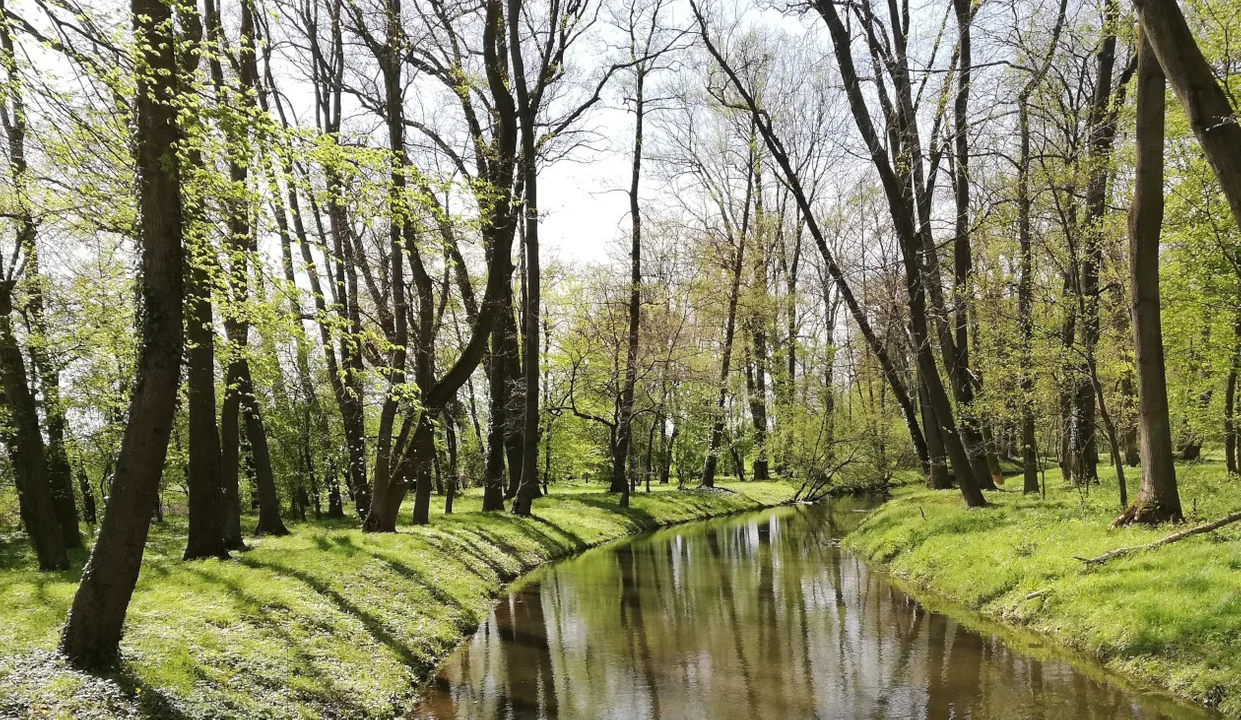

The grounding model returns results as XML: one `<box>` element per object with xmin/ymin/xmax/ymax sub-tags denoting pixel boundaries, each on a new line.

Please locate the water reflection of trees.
<box><xmin>415</xmin><ymin>506</ymin><xmax>1194</xmax><ymax>719</ymax></box>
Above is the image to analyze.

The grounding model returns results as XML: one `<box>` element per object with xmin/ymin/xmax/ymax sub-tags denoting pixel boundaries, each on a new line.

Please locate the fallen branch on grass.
<box><xmin>1074</xmin><ymin>509</ymin><xmax>1241</xmax><ymax>566</ymax></box>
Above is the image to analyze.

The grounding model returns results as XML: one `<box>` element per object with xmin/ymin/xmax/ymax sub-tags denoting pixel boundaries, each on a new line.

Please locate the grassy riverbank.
<box><xmin>0</xmin><ymin>480</ymin><xmax>794</xmax><ymax>719</ymax></box>
<box><xmin>846</xmin><ymin>462</ymin><xmax>1241</xmax><ymax>716</ymax></box>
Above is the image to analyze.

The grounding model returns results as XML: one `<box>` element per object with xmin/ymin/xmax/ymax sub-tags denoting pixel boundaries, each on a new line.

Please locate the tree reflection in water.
<box><xmin>414</xmin><ymin>501</ymin><xmax>1211</xmax><ymax>719</ymax></box>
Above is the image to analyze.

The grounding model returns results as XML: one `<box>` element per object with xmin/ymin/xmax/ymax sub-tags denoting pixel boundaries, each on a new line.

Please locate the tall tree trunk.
<box><xmin>366</xmin><ymin>1</ymin><xmax>412</xmax><ymax>532</ymax></box>
<box><xmin>218</xmin><ymin>368</ymin><xmax>244</xmax><ymax>548</ymax></box>
<box><xmin>950</xmin><ymin>0</ymin><xmax>995</xmax><ymax>491</ymax></box>
<box><xmin>181</xmin><ymin>3</ymin><xmax>226</xmax><ymax>555</ymax></box>
<box><xmin>31</xmin><ymin>341</ymin><xmax>80</xmax><ymax>549</ymax></box>
<box><xmin>483</xmin><ymin>342</ymin><xmax>508</xmax><ymax>511</ymax></box>
<box><xmin>502</xmin><ymin>290</ymin><xmax>524</xmax><ymax>499</ymax></box>
<box><xmin>694</xmin><ymin>14</ymin><xmax>929</xmax><ymax>476</ymax></box>
<box><xmin>76</xmin><ymin>463</ymin><xmax>97</xmax><ymax>525</ymax></box>
<box><xmin>206</xmin><ymin>0</ymin><xmax>286</xmax><ymax>538</ymax></box>
<box><xmin>749</xmin><ymin>178</ymin><xmax>771</xmax><ymax>481</ymax></box>
<box><xmin>511</xmin><ymin>0</ymin><xmax>542</xmax><ymax>516</ymax></box>
<box><xmin>612</xmin><ymin>63</ymin><xmax>646</xmax><ymax>501</ymax></box>
<box><xmin>1122</xmin><ymin>28</ymin><xmax>1182</xmax><ymax>525</ymax></box>
<box><xmin>182</xmin><ymin>153</ymin><xmax>228</xmax><ymax>560</ymax></box>
<box><xmin>815</xmin><ymin>0</ymin><xmax>988</xmax><ymax>506</ymax></box>
<box><xmin>1073</xmin><ymin>0</ymin><xmax>1125</xmax><ymax>486</ymax></box>
<box><xmin>326</xmin><ymin>457</ymin><xmax>344</xmax><ymax>519</ymax></box>
<box><xmin>60</xmin><ymin>0</ymin><xmax>183</xmax><ymax>662</ymax></box>
<box><xmin>237</xmin><ymin>365</ymin><xmax>287</xmax><ymax>535</ymax></box>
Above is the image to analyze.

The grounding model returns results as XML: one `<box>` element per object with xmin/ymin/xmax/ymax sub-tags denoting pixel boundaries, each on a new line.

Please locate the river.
<box><xmin>413</xmin><ymin>498</ymin><xmax>1213</xmax><ymax>719</ymax></box>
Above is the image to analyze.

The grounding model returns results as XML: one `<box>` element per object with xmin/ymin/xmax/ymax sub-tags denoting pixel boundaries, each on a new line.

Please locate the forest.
<box><xmin>2</xmin><ymin>0</ymin><xmax>1241</xmax><ymax>715</ymax></box>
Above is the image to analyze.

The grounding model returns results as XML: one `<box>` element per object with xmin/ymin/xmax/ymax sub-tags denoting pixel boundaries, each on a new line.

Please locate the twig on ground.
<box><xmin>1075</xmin><ymin>509</ymin><xmax>1241</xmax><ymax>566</ymax></box>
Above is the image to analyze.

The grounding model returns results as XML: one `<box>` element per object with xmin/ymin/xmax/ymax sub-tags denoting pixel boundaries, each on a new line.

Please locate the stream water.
<box><xmin>413</xmin><ymin>498</ymin><xmax>1213</xmax><ymax>719</ymax></box>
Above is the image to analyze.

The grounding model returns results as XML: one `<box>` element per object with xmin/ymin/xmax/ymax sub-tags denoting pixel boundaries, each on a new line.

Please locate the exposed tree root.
<box><xmin>1110</xmin><ymin>497</ymin><xmax>1182</xmax><ymax>529</ymax></box>
<box><xmin>1076</xmin><ymin>509</ymin><xmax>1241</xmax><ymax>566</ymax></box>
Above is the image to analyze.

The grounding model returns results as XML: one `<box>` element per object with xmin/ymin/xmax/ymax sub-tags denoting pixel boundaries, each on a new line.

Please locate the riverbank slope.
<box><xmin>0</xmin><ymin>480</ymin><xmax>794</xmax><ymax>719</ymax></box>
<box><xmin>846</xmin><ymin>463</ymin><xmax>1241</xmax><ymax>716</ymax></box>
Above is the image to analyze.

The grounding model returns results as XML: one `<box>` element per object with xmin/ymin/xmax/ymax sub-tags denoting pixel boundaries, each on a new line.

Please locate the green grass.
<box><xmin>0</xmin><ymin>479</ymin><xmax>795</xmax><ymax>719</ymax></box>
<box><xmin>845</xmin><ymin>459</ymin><xmax>1241</xmax><ymax>716</ymax></box>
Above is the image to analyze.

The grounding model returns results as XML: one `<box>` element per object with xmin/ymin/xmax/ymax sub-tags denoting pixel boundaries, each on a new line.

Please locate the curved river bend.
<box><xmin>414</xmin><ymin>499</ymin><xmax>1212</xmax><ymax>719</ymax></box>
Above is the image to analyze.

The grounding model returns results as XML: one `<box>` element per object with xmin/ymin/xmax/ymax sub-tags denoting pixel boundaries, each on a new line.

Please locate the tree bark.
<box><xmin>920</xmin><ymin>373</ymin><xmax>951</xmax><ymax>489</ymax></box>
<box><xmin>1122</xmin><ymin>27</ymin><xmax>1182</xmax><ymax>525</ymax></box>
<box><xmin>60</xmin><ymin>0</ymin><xmax>184</xmax><ymax>663</ymax></box>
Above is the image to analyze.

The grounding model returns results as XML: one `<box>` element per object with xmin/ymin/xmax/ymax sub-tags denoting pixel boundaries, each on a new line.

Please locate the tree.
<box><xmin>180</xmin><ymin>2</ymin><xmax>229</xmax><ymax>561</ymax></box>
<box><xmin>60</xmin><ymin>0</ymin><xmax>185</xmax><ymax>664</ymax></box>
<box><xmin>1120</xmin><ymin>27</ymin><xmax>1182</xmax><ymax>525</ymax></box>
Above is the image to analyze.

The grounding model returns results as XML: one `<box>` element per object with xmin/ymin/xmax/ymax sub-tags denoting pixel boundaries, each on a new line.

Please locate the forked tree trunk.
<box><xmin>60</xmin><ymin>0</ymin><xmax>183</xmax><ymax>663</ymax></box>
<box><xmin>206</xmin><ymin>0</ymin><xmax>285</xmax><ymax>540</ymax></box>
<box><xmin>1120</xmin><ymin>28</ymin><xmax>1182</xmax><ymax>526</ymax></box>
<box><xmin>807</xmin><ymin>0</ymin><xmax>986</xmax><ymax>507</ymax></box>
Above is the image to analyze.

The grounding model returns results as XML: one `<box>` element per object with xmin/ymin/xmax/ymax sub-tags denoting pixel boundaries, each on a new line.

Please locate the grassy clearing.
<box><xmin>0</xmin><ymin>479</ymin><xmax>794</xmax><ymax>719</ymax></box>
<box><xmin>846</xmin><ymin>460</ymin><xmax>1241</xmax><ymax>716</ymax></box>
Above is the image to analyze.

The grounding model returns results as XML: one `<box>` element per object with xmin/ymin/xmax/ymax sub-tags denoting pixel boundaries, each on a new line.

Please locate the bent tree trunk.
<box><xmin>60</xmin><ymin>0</ymin><xmax>184</xmax><ymax>664</ymax></box>
<box><xmin>1123</xmin><ymin>27</ymin><xmax>1182</xmax><ymax>525</ymax></box>
<box><xmin>690</xmin><ymin>5</ymin><xmax>930</xmax><ymax>477</ymax></box>
<box><xmin>1132</xmin><ymin>0</ymin><xmax>1241</xmax><ymax>234</ymax></box>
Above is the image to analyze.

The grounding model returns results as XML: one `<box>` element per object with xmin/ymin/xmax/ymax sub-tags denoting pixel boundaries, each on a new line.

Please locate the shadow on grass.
<box><xmin>237</xmin><ymin>555</ymin><xmax>434</xmax><ymax>675</ymax></box>
<box><xmin>181</xmin><ymin>565</ymin><xmax>373</xmax><ymax>718</ymax></box>
<box><xmin>109</xmin><ymin>662</ymin><xmax>193</xmax><ymax>720</ymax></box>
